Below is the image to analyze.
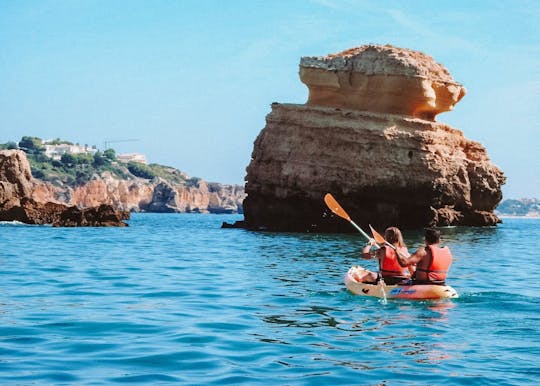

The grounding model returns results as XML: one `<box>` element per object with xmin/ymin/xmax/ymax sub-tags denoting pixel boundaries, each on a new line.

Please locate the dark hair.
<box><xmin>424</xmin><ymin>228</ymin><xmax>440</xmax><ymax>244</ymax></box>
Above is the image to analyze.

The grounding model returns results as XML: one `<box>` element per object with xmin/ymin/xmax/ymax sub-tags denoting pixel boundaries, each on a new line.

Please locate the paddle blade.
<box><xmin>324</xmin><ymin>193</ymin><xmax>351</xmax><ymax>222</ymax></box>
<box><xmin>369</xmin><ymin>224</ymin><xmax>386</xmax><ymax>244</ymax></box>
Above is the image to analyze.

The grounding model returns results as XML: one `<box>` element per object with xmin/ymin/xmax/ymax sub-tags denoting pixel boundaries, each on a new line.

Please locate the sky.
<box><xmin>1</xmin><ymin>0</ymin><xmax>539</xmax><ymax>199</ymax></box>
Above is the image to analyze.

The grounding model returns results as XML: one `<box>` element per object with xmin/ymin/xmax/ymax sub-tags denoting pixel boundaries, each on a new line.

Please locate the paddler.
<box><xmin>359</xmin><ymin>227</ymin><xmax>413</xmax><ymax>285</ymax></box>
<box><xmin>395</xmin><ymin>228</ymin><xmax>453</xmax><ymax>285</ymax></box>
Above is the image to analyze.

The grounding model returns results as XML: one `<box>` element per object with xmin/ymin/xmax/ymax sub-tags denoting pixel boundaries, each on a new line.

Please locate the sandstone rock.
<box><xmin>0</xmin><ymin>197</ymin><xmax>66</xmax><ymax>224</ymax></box>
<box><xmin>31</xmin><ymin>173</ymin><xmax>245</xmax><ymax>214</ymax></box>
<box><xmin>0</xmin><ymin>150</ymin><xmax>129</xmax><ymax>227</ymax></box>
<box><xmin>243</xmin><ymin>45</ymin><xmax>505</xmax><ymax>231</ymax></box>
<box><xmin>146</xmin><ymin>180</ymin><xmax>180</xmax><ymax>213</ymax></box>
<box><xmin>0</xmin><ymin>150</ymin><xmax>34</xmax><ymax>208</ymax></box>
<box><xmin>52</xmin><ymin>204</ymin><xmax>129</xmax><ymax>227</ymax></box>
<box><xmin>300</xmin><ymin>44</ymin><xmax>466</xmax><ymax>121</ymax></box>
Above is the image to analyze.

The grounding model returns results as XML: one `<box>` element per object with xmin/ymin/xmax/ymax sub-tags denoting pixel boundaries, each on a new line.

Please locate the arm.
<box><xmin>395</xmin><ymin>246</ymin><xmax>426</xmax><ymax>267</ymax></box>
<box><xmin>361</xmin><ymin>239</ymin><xmax>379</xmax><ymax>259</ymax></box>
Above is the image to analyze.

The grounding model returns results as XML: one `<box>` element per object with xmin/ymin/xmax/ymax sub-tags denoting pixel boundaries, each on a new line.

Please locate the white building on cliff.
<box><xmin>117</xmin><ymin>153</ymin><xmax>148</xmax><ymax>164</ymax></box>
<box><xmin>44</xmin><ymin>143</ymin><xmax>97</xmax><ymax>160</ymax></box>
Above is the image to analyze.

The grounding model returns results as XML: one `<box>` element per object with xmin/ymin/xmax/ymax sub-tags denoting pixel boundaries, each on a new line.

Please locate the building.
<box><xmin>116</xmin><ymin>153</ymin><xmax>148</xmax><ymax>164</ymax></box>
<box><xmin>43</xmin><ymin>144</ymin><xmax>97</xmax><ymax>160</ymax></box>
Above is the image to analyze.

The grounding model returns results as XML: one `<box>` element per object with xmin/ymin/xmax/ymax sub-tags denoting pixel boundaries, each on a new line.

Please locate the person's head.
<box><xmin>385</xmin><ymin>227</ymin><xmax>405</xmax><ymax>247</ymax></box>
<box><xmin>424</xmin><ymin>228</ymin><xmax>441</xmax><ymax>245</ymax></box>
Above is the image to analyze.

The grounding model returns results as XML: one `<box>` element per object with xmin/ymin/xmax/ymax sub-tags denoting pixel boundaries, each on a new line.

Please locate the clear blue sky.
<box><xmin>1</xmin><ymin>0</ymin><xmax>538</xmax><ymax>199</ymax></box>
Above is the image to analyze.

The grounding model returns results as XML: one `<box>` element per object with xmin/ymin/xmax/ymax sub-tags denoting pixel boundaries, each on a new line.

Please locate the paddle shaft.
<box><xmin>324</xmin><ymin>193</ymin><xmax>372</xmax><ymax>241</ymax></box>
<box><xmin>349</xmin><ymin>220</ymin><xmax>372</xmax><ymax>241</ymax></box>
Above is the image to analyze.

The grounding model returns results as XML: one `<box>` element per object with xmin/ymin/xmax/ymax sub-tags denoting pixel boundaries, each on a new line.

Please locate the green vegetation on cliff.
<box><xmin>127</xmin><ymin>162</ymin><xmax>186</xmax><ymax>184</ymax></box>
<box><xmin>1</xmin><ymin>136</ymin><xmax>191</xmax><ymax>187</ymax></box>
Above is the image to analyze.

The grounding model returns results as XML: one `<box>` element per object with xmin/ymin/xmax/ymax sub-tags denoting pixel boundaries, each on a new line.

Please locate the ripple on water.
<box><xmin>0</xmin><ymin>215</ymin><xmax>538</xmax><ymax>385</ymax></box>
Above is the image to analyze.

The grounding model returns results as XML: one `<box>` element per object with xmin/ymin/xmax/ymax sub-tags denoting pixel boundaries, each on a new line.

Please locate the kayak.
<box><xmin>345</xmin><ymin>266</ymin><xmax>459</xmax><ymax>299</ymax></box>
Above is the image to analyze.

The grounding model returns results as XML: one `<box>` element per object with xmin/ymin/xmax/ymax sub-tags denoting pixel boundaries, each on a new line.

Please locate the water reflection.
<box><xmin>261</xmin><ymin>305</ymin><xmax>340</xmax><ymax>329</ymax></box>
<box><xmin>426</xmin><ymin>300</ymin><xmax>456</xmax><ymax>322</ymax></box>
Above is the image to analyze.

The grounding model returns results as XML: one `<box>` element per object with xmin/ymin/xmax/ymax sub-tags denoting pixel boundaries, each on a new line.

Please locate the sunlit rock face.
<box><xmin>0</xmin><ymin>149</ymin><xmax>33</xmax><ymax>208</ymax></box>
<box><xmin>32</xmin><ymin>174</ymin><xmax>245</xmax><ymax>214</ymax></box>
<box><xmin>299</xmin><ymin>44</ymin><xmax>466</xmax><ymax>121</ymax></box>
<box><xmin>243</xmin><ymin>45</ymin><xmax>505</xmax><ymax>232</ymax></box>
<box><xmin>0</xmin><ymin>150</ymin><xmax>129</xmax><ymax>226</ymax></box>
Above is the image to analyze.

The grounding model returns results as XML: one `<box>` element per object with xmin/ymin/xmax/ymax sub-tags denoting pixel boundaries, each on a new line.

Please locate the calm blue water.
<box><xmin>0</xmin><ymin>214</ymin><xmax>539</xmax><ymax>385</ymax></box>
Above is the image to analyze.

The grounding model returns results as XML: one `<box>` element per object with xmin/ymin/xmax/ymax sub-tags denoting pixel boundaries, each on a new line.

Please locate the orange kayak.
<box><xmin>345</xmin><ymin>266</ymin><xmax>459</xmax><ymax>299</ymax></box>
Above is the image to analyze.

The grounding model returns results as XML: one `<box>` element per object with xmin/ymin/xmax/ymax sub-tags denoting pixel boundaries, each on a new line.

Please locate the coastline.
<box><xmin>498</xmin><ymin>214</ymin><xmax>540</xmax><ymax>219</ymax></box>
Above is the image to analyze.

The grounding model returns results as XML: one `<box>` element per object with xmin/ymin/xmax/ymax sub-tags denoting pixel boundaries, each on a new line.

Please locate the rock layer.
<box><xmin>300</xmin><ymin>45</ymin><xmax>466</xmax><ymax>120</ymax></box>
<box><xmin>243</xmin><ymin>45</ymin><xmax>505</xmax><ymax>232</ymax></box>
<box><xmin>32</xmin><ymin>176</ymin><xmax>245</xmax><ymax>214</ymax></box>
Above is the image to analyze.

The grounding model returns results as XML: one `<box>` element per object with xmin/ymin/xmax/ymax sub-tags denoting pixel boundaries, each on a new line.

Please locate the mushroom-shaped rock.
<box><xmin>299</xmin><ymin>44</ymin><xmax>466</xmax><ymax>120</ymax></box>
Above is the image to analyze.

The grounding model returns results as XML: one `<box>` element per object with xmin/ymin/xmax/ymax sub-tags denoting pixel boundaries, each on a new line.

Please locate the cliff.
<box><xmin>4</xmin><ymin>136</ymin><xmax>245</xmax><ymax>214</ymax></box>
<box><xmin>0</xmin><ymin>150</ymin><xmax>129</xmax><ymax>226</ymax></box>
<box><xmin>243</xmin><ymin>44</ymin><xmax>505</xmax><ymax>232</ymax></box>
<box><xmin>31</xmin><ymin>171</ymin><xmax>245</xmax><ymax>214</ymax></box>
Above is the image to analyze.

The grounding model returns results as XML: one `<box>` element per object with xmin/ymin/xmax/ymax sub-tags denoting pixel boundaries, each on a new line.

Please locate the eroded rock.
<box><xmin>0</xmin><ymin>150</ymin><xmax>129</xmax><ymax>227</ymax></box>
<box><xmin>243</xmin><ymin>45</ymin><xmax>505</xmax><ymax>232</ymax></box>
<box><xmin>300</xmin><ymin>44</ymin><xmax>466</xmax><ymax>120</ymax></box>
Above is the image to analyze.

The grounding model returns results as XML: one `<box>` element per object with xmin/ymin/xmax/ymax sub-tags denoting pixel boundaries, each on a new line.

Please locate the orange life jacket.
<box><xmin>380</xmin><ymin>246</ymin><xmax>410</xmax><ymax>278</ymax></box>
<box><xmin>414</xmin><ymin>245</ymin><xmax>452</xmax><ymax>284</ymax></box>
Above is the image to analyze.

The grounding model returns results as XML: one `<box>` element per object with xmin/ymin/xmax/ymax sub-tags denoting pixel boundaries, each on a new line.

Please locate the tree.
<box><xmin>103</xmin><ymin>148</ymin><xmax>116</xmax><ymax>160</ymax></box>
<box><xmin>19</xmin><ymin>136</ymin><xmax>43</xmax><ymax>151</ymax></box>
<box><xmin>93</xmin><ymin>151</ymin><xmax>108</xmax><ymax>167</ymax></box>
<box><xmin>186</xmin><ymin>177</ymin><xmax>201</xmax><ymax>188</ymax></box>
<box><xmin>48</xmin><ymin>138</ymin><xmax>73</xmax><ymax>145</ymax></box>
<box><xmin>61</xmin><ymin>153</ymin><xmax>76</xmax><ymax>166</ymax></box>
<box><xmin>73</xmin><ymin>153</ymin><xmax>93</xmax><ymax>165</ymax></box>
<box><xmin>127</xmin><ymin>162</ymin><xmax>156</xmax><ymax>179</ymax></box>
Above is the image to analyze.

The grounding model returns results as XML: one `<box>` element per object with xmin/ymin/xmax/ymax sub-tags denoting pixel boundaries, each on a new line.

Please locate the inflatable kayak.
<box><xmin>345</xmin><ymin>266</ymin><xmax>459</xmax><ymax>299</ymax></box>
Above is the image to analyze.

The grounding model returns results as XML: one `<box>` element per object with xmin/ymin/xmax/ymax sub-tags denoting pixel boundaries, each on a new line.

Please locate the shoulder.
<box><xmin>415</xmin><ymin>245</ymin><xmax>428</xmax><ymax>256</ymax></box>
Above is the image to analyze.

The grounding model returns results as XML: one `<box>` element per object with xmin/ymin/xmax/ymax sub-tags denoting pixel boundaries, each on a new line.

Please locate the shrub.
<box><xmin>127</xmin><ymin>162</ymin><xmax>156</xmax><ymax>179</ymax></box>
<box><xmin>61</xmin><ymin>153</ymin><xmax>76</xmax><ymax>166</ymax></box>
<box><xmin>103</xmin><ymin>149</ymin><xmax>116</xmax><ymax>160</ymax></box>
<box><xmin>19</xmin><ymin>136</ymin><xmax>43</xmax><ymax>152</ymax></box>
<box><xmin>186</xmin><ymin>177</ymin><xmax>201</xmax><ymax>188</ymax></box>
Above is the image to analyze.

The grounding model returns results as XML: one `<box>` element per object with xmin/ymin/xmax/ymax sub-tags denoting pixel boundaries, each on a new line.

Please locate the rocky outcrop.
<box><xmin>243</xmin><ymin>44</ymin><xmax>505</xmax><ymax>232</ymax></box>
<box><xmin>0</xmin><ymin>150</ymin><xmax>34</xmax><ymax>208</ymax></box>
<box><xmin>53</xmin><ymin>203</ymin><xmax>129</xmax><ymax>227</ymax></box>
<box><xmin>0</xmin><ymin>150</ymin><xmax>129</xmax><ymax>226</ymax></box>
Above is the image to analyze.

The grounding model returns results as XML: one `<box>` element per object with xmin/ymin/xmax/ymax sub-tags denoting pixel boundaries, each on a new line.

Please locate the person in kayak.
<box><xmin>359</xmin><ymin>227</ymin><xmax>413</xmax><ymax>285</ymax></box>
<box><xmin>395</xmin><ymin>228</ymin><xmax>453</xmax><ymax>285</ymax></box>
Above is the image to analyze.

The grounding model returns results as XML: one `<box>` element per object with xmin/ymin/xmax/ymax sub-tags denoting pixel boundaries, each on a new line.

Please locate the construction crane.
<box><xmin>102</xmin><ymin>139</ymin><xmax>139</xmax><ymax>150</ymax></box>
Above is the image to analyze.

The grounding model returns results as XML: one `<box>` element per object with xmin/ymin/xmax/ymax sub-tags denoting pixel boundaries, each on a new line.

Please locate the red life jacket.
<box><xmin>414</xmin><ymin>245</ymin><xmax>452</xmax><ymax>283</ymax></box>
<box><xmin>380</xmin><ymin>246</ymin><xmax>410</xmax><ymax>278</ymax></box>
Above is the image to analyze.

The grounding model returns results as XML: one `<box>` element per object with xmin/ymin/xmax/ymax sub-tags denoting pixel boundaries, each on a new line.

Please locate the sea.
<box><xmin>0</xmin><ymin>214</ymin><xmax>538</xmax><ymax>385</ymax></box>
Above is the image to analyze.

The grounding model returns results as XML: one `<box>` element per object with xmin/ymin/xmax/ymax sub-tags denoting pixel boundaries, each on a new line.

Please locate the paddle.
<box><xmin>323</xmin><ymin>193</ymin><xmax>371</xmax><ymax>241</ymax></box>
<box><xmin>369</xmin><ymin>224</ymin><xmax>397</xmax><ymax>250</ymax></box>
<box><xmin>325</xmin><ymin>193</ymin><xmax>390</xmax><ymax>299</ymax></box>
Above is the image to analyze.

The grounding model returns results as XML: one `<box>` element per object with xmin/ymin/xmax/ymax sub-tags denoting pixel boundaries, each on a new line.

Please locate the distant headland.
<box><xmin>496</xmin><ymin>198</ymin><xmax>540</xmax><ymax>218</ymax></box>
<box><xmin>0</xmin><ymin>136</ymin><xmax>245</xmax><ymax>215</ymax></box>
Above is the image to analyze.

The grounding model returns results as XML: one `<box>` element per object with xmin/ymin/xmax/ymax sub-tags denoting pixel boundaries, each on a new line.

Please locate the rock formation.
<box><xmin>0</xmin><ymin>150</ymin><xmax>129</xmax><ymax>226</ymax></box>
<box><xmin>300</xmin><ymin>45</ymin><xmax>466</xmax><ymax>121</ymax></box>
<box><xmin>0</xmin><ymin>149</ymin><xmax>34</xmax><ymax>208</ymax></box>
<box><xmin>243</xmin><ymin>44</ymin><xmax>505</xmax><ymax>232</ymax></box>
<box><xmin>31</xmin><ymin>173</ymin><xmax>244</xmax><ymax>214</ymax></box>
